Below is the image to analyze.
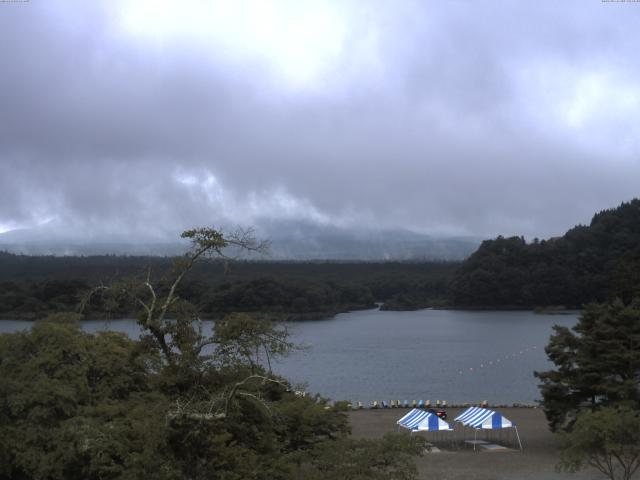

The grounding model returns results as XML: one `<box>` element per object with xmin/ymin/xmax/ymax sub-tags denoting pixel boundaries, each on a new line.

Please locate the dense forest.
<box><xmin>2</xmin><ymin>199</ymin><xmax>639</xmax><ymax>319</ymax></box>
<box><xmin>0</xmin><ymin>254</ymin><xmax>457</xmax><ymax>319</ymax></box>
<box><xmin>450</xmin><ymin>199</ymin><xmax>640</xmax><ymax>308</ymax></box>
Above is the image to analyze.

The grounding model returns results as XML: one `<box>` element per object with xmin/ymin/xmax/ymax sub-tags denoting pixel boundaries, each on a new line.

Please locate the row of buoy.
<box><xmin>456</xmin><ymin>345</ymin><xmax>539</xmax><ymax>376</ymax></box>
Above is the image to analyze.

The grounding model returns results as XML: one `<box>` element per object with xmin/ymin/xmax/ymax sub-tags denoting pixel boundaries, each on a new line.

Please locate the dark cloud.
<box><xmin>1</xmin><ymin>0</ymin><xmax>639</xmax><ymax>242</ymax></box>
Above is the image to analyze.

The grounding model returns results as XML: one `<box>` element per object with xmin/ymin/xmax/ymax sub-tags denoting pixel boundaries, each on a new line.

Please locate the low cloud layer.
<box><xmin>1</xmin><ymin>0</ymin><xmax>639</xmax><ymax>243</ymax></box>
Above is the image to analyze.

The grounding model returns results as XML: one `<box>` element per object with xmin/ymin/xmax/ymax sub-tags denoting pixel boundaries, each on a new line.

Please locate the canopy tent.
<box><xmin>454</xmin><ymin>407</ymin><xmax>522</xmax><ymax>450</ymax></box>
<box><xmin>397</xmin><ymin>408</ymin><xmax>453</xmax><ymax>432</ymax></box>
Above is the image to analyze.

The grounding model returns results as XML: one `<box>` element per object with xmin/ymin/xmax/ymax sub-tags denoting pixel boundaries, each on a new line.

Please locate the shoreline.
<box><xmin>0</xmin><ymin>304</ymin><xmax>581</xmax><ymax>322</ymax></box>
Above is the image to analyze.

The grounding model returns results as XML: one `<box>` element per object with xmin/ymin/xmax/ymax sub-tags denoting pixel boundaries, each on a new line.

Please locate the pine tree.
<box><xmin>536</xmin><ymin>299</ymin><xmax>640</xmax><ymax>431</ymax></box>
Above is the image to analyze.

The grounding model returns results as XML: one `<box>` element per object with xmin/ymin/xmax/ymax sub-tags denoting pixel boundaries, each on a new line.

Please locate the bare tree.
<box><xmin>79</xmin><ymin>226</ymin><xmax>302</xmax><ymax>424</ymax></box>
<box><xmin>81</xmin><ymin>226</ymin><xmax>270</xmax><ymax>365</ymax></box>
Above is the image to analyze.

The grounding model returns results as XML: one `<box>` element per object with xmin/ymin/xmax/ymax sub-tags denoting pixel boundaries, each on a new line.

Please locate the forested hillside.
<box><xmin>0</xmin><ymin>254</ymin><xmax>457</xmax><ymax>319</ymax></box>
<box><xmin>450</xmin><ymin>199</ymin><xmax>640</xmax><ymax>307</ymax></box>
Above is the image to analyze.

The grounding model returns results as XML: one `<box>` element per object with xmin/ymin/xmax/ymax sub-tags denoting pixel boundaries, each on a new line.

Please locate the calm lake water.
<box><xmin>0</xmin><ymin>308</ymin><xmax>578</xmax><ymax>405</ymax></box>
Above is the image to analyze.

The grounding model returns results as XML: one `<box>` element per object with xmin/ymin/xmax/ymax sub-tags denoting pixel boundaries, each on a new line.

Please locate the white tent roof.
<box><xmin>454</xmin><ymin>406</ymin><xmax>514</xmax><ymax>429</ymax></box>
<box><xmin>397</xmin><ymin>408</ymin><xmax>452</xmax><ymax>431</ymax></box>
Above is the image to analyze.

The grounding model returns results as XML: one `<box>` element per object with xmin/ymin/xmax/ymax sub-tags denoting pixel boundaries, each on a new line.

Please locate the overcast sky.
<box><xmin>1</xmin><ymin>0</ymin><xmax>639</xmax><ymax>242</ymax></box>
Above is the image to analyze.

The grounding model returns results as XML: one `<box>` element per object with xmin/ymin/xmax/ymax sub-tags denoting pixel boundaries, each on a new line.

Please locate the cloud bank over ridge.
<box><xmin>1</xmin><ymin>0</ymin><xmax>639</xmax><ymax>245</ymax></box>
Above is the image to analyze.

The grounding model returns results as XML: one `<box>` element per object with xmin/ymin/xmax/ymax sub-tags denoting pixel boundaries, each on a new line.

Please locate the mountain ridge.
<box><xmin>0</xmin><ymin>220</ymin><xmax>481</xmax><ymax>261</ymax></box>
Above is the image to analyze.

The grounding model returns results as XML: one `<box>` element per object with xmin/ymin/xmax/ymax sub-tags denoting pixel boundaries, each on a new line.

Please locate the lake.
<box><xmin>0</xmin><ymin>308</ymin><xmax>578</xmax><ymax>405</ymax></box>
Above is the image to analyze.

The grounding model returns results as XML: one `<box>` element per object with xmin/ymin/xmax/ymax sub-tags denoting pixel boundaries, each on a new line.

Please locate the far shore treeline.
<box><xmin>0</xmin><ymin>255</ymin><xmax>456</xmax><ymax>320</ymax></box>
<box><xmin>1</xmin><ymin>199</ymin><xmax>639</xmax><ymax>320</ymax></box>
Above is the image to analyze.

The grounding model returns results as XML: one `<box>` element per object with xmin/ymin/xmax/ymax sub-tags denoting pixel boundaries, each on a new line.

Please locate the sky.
<box><xmin>1</xmin><ymin>0</ymin><xmax>639</xmax><ymax>243</ymax></box>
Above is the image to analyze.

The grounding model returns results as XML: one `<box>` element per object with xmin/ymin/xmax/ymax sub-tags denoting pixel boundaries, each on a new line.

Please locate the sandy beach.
<box><xmin>348</xmin><ymin>408</ymin><xmax>607</xmax><ymax>480</ymax></box>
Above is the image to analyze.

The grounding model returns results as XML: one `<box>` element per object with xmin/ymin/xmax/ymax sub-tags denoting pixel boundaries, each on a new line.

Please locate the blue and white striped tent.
<box><xmin>397</xmin><ymin>408</ymin><xmax>453</xmax><ymax>432</ymax></box>
<box><xmin>454</xmin><ymin>407</ymin><xmax>522</xmax><ymax>450</ymax></box>
<box><xmin>454</xmin><ymin>406</ymin><xmax>513</xmax><ymax>429</ymax></box>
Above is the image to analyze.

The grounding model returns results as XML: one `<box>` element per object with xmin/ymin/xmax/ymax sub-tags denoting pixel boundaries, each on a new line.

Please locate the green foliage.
<box><xmin>0</xmin><ymin>313</ymin><xmax>168</xmax><ymax>480</ymax></box>
<box><xmin>535</xmin><ymin>299</ymin><xmax>640</xmax><ymax>431</ymax></box>
<box><xmin>181</xmin><ymin>227</ymin><xmax>228</xmax><ymax>251</ymax></box>
<box><xmin>451</xmin><ymin>199</ymin><xmax>640</xmax><ymax>307</ymax></box>
<box><xmin>0</xmin><ymin>223</ymin><xmax>424</xmax><ymax>479</ymax></box>
<box><xmin>0</xmin><ymin>313</ymin><xmax>371</xmax><ymax>480</ymax></box>
<box><xmin>610</xmin><ymin>246</ymin><xmax>640</xmax><ymax>305</ymax></box>
<box><xmin>557</xmin><ymin>407</ymin><xmax>640</xmax><ymax>480</ymax></box>
<box><xmin>214</xmin><ymin>313</ymin><xmax>294</xmax><ymax>372</ymax></box>
<box><xmin>274</xmin><ymin>395</ymin><xmax>350</xmax><ymax>452</ymax></box>
<box><xmin>0</xmin><ymin>256</ymin><xmax>457</xmax><ymax>319</ymax></box>
<box><xmin>0</xmin><ymin>278</ymin><xmax>91</xmax><ymax>319</ymax></box>
<box><xmin>200</xmin><ymin>276</ymin><xmax>376</xmax><ymax>319</ymax></box>
<box><xmin>291</xmin><ymin>433</ymin><xmax>424</xmax><ymax>480</ymax></box>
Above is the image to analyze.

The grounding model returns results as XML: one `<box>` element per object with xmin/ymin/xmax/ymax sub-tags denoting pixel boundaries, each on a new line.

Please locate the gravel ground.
<box><xmin>348</xmin><ymin>408</ymin><xmax>610</xmax><ymax>480</ymax></box>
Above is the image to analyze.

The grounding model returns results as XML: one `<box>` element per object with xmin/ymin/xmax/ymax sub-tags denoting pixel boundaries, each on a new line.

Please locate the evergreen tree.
<box><xmin>535</xmin><ymin>299</ymin><xmax>640</xmax><ymax>431</ymax></box>
<box><xmin>451</xmin><ymin>198</ymin><xmax>640</xmax><ymax>307</ymax></box>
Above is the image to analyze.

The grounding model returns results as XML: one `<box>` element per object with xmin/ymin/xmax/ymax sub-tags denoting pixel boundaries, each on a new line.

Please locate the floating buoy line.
<box><xmin>454</xmin><ymin>345</ymin><xmax>540</xmax><ymax>376</ymax></box>
<box><xmin>342</xmin><ymin>346</ymin><xmax>544</xmax><ymax>409</ymax></box>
